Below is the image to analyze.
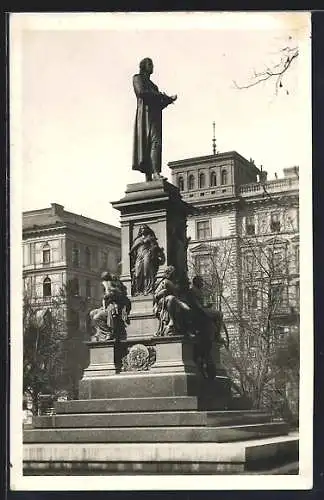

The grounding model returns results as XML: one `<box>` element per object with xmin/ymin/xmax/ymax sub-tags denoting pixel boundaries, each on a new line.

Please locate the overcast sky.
<box><xmin>11</xmin><ymin>12</ymin><xmax>311</xmax><ymax>227</ymax></box>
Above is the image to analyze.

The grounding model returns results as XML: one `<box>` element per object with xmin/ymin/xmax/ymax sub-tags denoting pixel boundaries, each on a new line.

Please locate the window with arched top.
<box><xmin>42</xmin><ymin>243</ymin><xmax>50</xmax><ymax>264</ymax></box>
<box><xmin>210</xmin><ymin>171</ymin><xmax>217</xmax><ymax>187</ymax></box>
<box><xmin>85</xmin><ymin>247</ymin><xmax>91</xmax><ymax>268</ymax></box>
<box><xmin>188</xmin><ymin>174</ymin><xmax>195</xmax><ymax>190</ymax></box>
<box><xmin>178</xmin><ymin>176</ymin><xmax>184</xmax><ymax>191</ymax></box>
<box><xmin>199</xmin><ymin>173</ymin><xmax>206</xmax><ymax>188</ymax></box>
<box><xmin>221</xmin><ymin>170</ymin><xmax>228</xmax><ymax>185</ymax></box>
<box><xmin>43</xmin><ymin>276</ymin><xmax>52</xmax><ymax>297</ymax></box>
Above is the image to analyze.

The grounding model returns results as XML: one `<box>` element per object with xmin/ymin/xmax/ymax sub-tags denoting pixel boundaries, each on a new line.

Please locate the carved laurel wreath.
<box><xmin>124</xmin><ymin>344</ymin><xmax>156</xmax><ymax>371</ymax></box>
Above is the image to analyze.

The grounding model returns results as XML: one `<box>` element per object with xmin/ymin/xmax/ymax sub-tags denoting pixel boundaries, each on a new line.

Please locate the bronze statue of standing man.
<box><xmin>132</xmin><ymin>58</ymin><xmax>177</xmax><ymax>181</ymax></box>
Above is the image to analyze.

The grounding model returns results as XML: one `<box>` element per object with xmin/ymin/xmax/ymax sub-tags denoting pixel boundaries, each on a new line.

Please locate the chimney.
<box><xmin>283</xmin><ymin>166</ymin><xmax>299</xmax><ymax>178</ymax></box>
<box><xmin>51</xmin><ymin>203</ymin><xmax>64</xmax><ymax>216</ymax></box>
<box><xmin>259</xmin><ymin>171</ymin><xmax>268</xmax><ymax>183</ymax></box>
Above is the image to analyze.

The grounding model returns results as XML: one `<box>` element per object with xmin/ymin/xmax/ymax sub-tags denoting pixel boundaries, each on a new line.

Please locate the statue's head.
<box><xmin>192</xmin><ymin>275</ymin><xmax>204</xmax><ymax>289</ymax></box>
<box><xmin>139</xmin><ymin>57</ymin><xmax>153</xmax><ymax>75</ymax></box>
<box><xmin>138</xmin><ymin>224</ymin><xmax>152</xmax><ymax>237</ymax></box>
<box><xmin>137</xmin><ymin>224</ymin><xmax>145</xmax><ymax>236</ymax></box>
<box><xmin>163</xmin><ymin>265</ymin><xmax>176</xmax><ymax>280</ymax></box>
<box><xmin>101</xmin><ymin>271</ymin><xmax>112</xmax><ymax>281</ymax></box>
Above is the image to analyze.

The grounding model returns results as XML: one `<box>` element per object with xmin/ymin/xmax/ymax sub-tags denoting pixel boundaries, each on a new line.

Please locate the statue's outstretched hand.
<box><xmin>161</xmin><ymin>93</ymin><xmax>177</xmax><ymax>107</ymax></box>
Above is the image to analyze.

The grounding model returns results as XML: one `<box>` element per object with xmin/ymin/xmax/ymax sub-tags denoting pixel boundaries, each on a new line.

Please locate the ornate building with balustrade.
<box><xmin>169</xmin><ymin>151</ymin><xmax>299</xmax><ymax>350</ymax></box>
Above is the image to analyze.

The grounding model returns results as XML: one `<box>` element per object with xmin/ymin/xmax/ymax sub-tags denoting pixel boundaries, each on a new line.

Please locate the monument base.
<box><xmin>23</xmin><ymin>176</ymin><xmax>298</xmax><ymax>474</ymax></box>
<box><xmin>23</xmin><ymin>331</ymin><xmax>297</xmax><ymax>474</ymax></box>
<box><xmin>78</xmin><ymin>336</ymin><xmax>232</xmax><ymax>407</ymax></box>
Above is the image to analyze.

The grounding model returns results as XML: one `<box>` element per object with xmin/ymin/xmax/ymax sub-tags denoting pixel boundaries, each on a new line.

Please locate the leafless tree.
<box><xmin>23</xmin><ymin>282</ymin><xmax>91</xmax><ymax>414</ymax></box>
<box><xmin>233</xmin><ymin>43</ymin><xmax>299</xmax><ymax>95</ymax></box>
<box><xmin>23</xmin><ymin>293</ymin><xmax>67</xmax><ymax>415</ymax></box>
<box><xmin>188</xmin><ymin>205</ymin><xmax>299</xmax><ymax>420</ymax></box>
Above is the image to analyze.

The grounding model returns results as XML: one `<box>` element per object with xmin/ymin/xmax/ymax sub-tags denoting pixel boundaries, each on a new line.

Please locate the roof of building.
<box><xmin>23</xmin><ymin>203</ymin><xmax>120</xmax><ymax>239</ymax></box>
<box><xmin>168</xmin><ymin>151</ymin><xmax>260</xmax><ymax>172</ymax></box>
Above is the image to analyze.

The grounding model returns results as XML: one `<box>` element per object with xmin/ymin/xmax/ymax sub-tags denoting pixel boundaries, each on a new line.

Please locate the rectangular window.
<box><xmin>275</xmin><ymin>326</ymin><xmax>290</xmax><ymax>344</ymax></box>
<box><xmin>196</xmin><ymin>220</ymin><xmax>211</xmax><ymax>240</ymax></box>
<box><xmin>42</xmin><ymin>249</ymin><xmax>50</xmax><ymax>264</ymax></box>
<box><xmin>295</xmin><ymin>282</ymin><xmax>300</xmax><ymax>307</ymax></box>
<box><xmin>250</xmin><ymin>348</ymin><xmax>257</xmax><ymax>359</ymax></box>
<box><xmin>273</xmin><ymin>249</ymin><xmax>282</xmax><ymax>269</ymax></box>
<box><xmin>70</xmin><ymin>310</ymin><xmax>80</xmax><ymax>329</ymax></box>
<box><xmin>101</xmin><ymin>251</ymin><xmax>108</xmax><ymax>269</ymax></box>
<box><xmin>257</xmin><ymin>213</ymin><xmax>267</xmax><ymax>234</ymax></box>
<box><xmin>270</xmin><ymin>285</ymin><xmax>283</xmax><ymax>308</ymax></box>
<box><xmin>92</xmin><ymin>247</ymin><xmax>98</xmax><ymax>267</ymax></box>
<box><xmin>247</xmin><ymin>334</ymin><xmax>258</xmax><ymax>349</ymax></box>
<box><xmin>294</xmin><ymin>245</ymin><xmax>299</xmax><ymax>272</ymax></box>
<box><xmin>29</xmin><ymin>243</ymin><xmax>35</xmax><ymax>265</ymax></box>
<box><xmin>85</xmin><ymin>247</ymin><xmax>91</xmax><ymax>268</ymax></box>
<box><xmin>71</xmin><ymin>278</ymin><xmax>79</xmax><ymax>296</ymax></box>
<box><xmin>243</xmin><ymin>252</ymin><xmax>254</xmax><ymax>274</ymax></box>
<box><xmin>277</xmin><ymin>326</ymin><xmax>285</xmax><ymax>341</ymax></box>
<box><xmin>245</xmin><ymin>215</ymin><xmax>255</xmax><ymax>235</ymax></box>
<box><xmin>72</xmin><ymin>245</ymin><xmax>80</xmax><ymax>267</ymax></box>
<box><xmin>245</xmin><ymin>288</ymin><xmax>258</xmax><ymax>312</ymax></box>
<box><xmin>270</xmin><ymin>213</ymin><xmax>281</xmax><ymax>232</ymax></box>
<box><xmin>86</xmin><ymin>279</ymin><xmax>91</xmax><ymax>298</ymax></box>
<box><xmin>195</xmin><ymin>254</ymin><xmax>211</xmax><ymax>276</ymax></box>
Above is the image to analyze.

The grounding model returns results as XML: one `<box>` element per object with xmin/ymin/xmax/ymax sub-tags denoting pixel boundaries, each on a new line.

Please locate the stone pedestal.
<box><xmin>111</xmin><ymin>178</ymin><xmax>193</xmax><ymax>339</ymax></box>
<box><xmin>78</xmin><ymin>336</ymin><xmax>231</xmax><ymax>407</ymax></box>
<box><xmin>78</xmin><ymin>178</ymin><xmax>232</xmax><ymax>406</ymax></box>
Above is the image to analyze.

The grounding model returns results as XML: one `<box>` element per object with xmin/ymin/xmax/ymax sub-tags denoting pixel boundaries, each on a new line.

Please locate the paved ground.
<box><xmin>243</xmin><ymin>461</ymin><xmax>299</xmax><ymax>475</ymax></box>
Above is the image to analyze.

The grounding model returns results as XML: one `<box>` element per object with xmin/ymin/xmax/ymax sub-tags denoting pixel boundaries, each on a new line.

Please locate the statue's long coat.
<box><xmin>132</xmin><ymin>73</ymin><xmax>163</xmax><ymax>174</ymax></box>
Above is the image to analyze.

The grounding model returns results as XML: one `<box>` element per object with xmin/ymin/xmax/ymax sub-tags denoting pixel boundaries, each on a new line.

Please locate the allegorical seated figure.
<box><xmin>189</xmin><ymin>276</ymin><xmax>224</xmax><ymax>340</ymax></box>
<box><xmin>188</xmin><ymin>275</ymin><xmax>224</xmax><ymax>379</ymax></box>
<box><xmin>89</xmin><ymin>271</ymin><xmax>131</xmax><ymax>342</ymax></box>
<box><xmin>153</xmin><ymin>265</ymin><xmax>191</xmax><ymax>336</ymax></box>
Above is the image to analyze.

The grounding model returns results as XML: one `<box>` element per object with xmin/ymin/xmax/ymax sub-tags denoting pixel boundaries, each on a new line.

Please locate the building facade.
<box><xmin>169</xmin><ymin>152</ymin><xmax>299</xmax><ymax>351</ymax></box>
<box><xmin>23</xmin><ymin>202</ymin><xmax>121</xmax><ymax>395</ymax></box>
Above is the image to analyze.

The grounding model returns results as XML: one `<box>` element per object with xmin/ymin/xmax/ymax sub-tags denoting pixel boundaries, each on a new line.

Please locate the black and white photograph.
<box><xmin>10</xmin><ymin>11</ymin><xmax>312</xmax><ymax>490</ymax></box>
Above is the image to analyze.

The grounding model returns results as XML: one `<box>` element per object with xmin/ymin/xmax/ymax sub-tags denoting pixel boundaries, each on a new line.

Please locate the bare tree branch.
<box><xmin>233</xmin><ymin>46</ymin><xmax>299</xmax><ymax>95</ymax></box>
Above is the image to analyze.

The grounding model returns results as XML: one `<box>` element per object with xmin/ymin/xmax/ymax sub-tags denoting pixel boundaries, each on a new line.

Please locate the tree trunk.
<box><xmin>31</xmin><ymin>392</ymin><xmax>39</xmax><ymax>416</ymax></box>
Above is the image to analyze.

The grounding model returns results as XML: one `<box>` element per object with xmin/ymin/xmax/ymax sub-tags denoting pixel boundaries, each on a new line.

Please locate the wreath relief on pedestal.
<box><xmin>121</xmin><ymin>344</ymin><xmax>156</xmax><ymax>372</ymax></box>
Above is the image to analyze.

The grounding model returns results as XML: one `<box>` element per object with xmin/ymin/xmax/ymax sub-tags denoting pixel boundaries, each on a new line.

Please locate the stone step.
<box><xmin>54</xmin><ymin>396</ymin><xmax>199</xmax><ymax>414</ymax></box>
<box><xmin>23</xmin><ymin>434</ymin><xmax>298</xmax><ymax>475</ymax></box>
<box><xmin>79</xmin><ymin>372</ymin><xmax>231</xmax><ymax>400</ymax></box>
<box><xmin>32</xmin><ymin>410</ymin><xmax>272</xmax><ymax>429</ymax></box>
<box><xmin>24</xmin><ymin>421</ymin><xmax>288</xmax><ymax>444</ymax></box>
<box><xmin>54</xmin><ymin>396</ymin><xmax>252</xmax><ymax>414</ymax></box>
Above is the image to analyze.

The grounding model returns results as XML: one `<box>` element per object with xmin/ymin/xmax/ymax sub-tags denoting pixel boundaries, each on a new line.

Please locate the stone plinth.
<box><xmin>152</xmin><ymin>335</ymin><xmax>196</xmax><ymax>374</ymax></box>
<box><xmin>80</xmin><ymin>340</ymin><xmax>115</xmax><ymax>379</ymax></box>
<box><xmin>127</xmin><ymin>296</ymin><xmax>157</xmax><ymax>338</ymax></box>
<box><xmin>78</xmin><ymin>336</ymin><xmax>231</xmax><ymax>405</ymax></box>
